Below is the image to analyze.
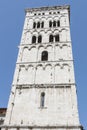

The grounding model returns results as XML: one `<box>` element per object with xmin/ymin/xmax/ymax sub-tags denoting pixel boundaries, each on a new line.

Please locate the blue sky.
<box><xmin>0</xmin><ymin>0</ymin><xmax>87</xmax><ymax>129</ymax></box>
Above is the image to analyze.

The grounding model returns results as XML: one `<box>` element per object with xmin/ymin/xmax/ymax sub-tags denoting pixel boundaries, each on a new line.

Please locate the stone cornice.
<box><xmin>19</xmin><ymin>41</ymin><xmax>71</xmax><ymax>47</ymax></box>
<box><xmin>1</xmin><ymin>125</ymin><xmax>83</xmax><ymax>130</ymax></box>
<box><xmin>16</xmin><ymin>60</ymin><xmax>73</xmax><ymax>65</ymax></box>
<box><xmin>25</xmin><ymin>5</ymin><xmax>70</xmax><ymax>13</ymax></box>
<box><xmin>12</xmin><ymin>83</ymin><xmax>76</xmax><ymax>88</ymax></box>
<box><xmin>25</xmin><ymin>5</ymin><xmax>70</xmax><ymax>23</ymax></box>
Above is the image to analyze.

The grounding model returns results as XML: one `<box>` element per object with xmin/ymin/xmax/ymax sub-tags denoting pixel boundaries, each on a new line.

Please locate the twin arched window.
<box><xmin>49</xmin><ymin>34</ymin><xmax>60</xmax><ymax>42</ymax></box>
<box><xmin>49</xmin><ymin>20</ymin><xmax>60</xmax><ymax>28</ymax></box>
<box><xmin>33</xmin><ymin>21</ymin><xmax>44</xmax><ymax>29</ymax></box>
<box><xmin>32</xmin><ymin>35</ymin><xmax>42</xmax><ymax>43</ymax></box>
<box><xmin>32</xmin><ymin>34</ymin><xmax>59</xmax><ymax>43</ymax></box>
<box><xmin>33</xmin><ymin>20</ymin><xmax>60</xmax><ymax>29</ymax></box>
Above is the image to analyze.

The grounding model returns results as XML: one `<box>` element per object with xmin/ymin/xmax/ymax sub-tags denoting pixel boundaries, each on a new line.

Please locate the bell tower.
<box><xmin>2</xmin><ymin>5</ymin><xmax>83</xmax><ymax>130</ymax></box>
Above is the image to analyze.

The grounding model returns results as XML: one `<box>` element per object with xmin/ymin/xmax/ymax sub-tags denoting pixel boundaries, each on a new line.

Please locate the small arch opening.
<box><xmin>55</xmin><ymin>34</ymin><xmax>60</xmax><ymax>42</ymax></box>
<box><xmin>40</xmin><ymin>92</ymin><xmax>45</xmax><ymax>108</ymax></box>
<box><xmin>32</xmin><ymin>36</ymin><xmax>36</xmax><ymax>43</ymax></box>
<box><xmin>41</xmin><ymin>51</ymin><xmax>48</xmax><ymax>61</ymax></box>
<box><xmin>49</xmin><ymin>34</ymin><xmax>53</xmax><ymax>42</ymax></box>
<box><xmin>57</xmin><ymin>20</ymin><xmax>60</xmax><ymax>27</ymax></box>
<box><xmin>33</xmin><ymin>22</ymin><xmax>36</xmax><ymax>28</ymax></box>
<box><xmin>41</xmin><ymin>21</ymin><xmax>44</xmax><ymax>28</ymax></box>
<box><xmin>53</xmin><ymin>21</ymin><xmax>56</xmax><ymax>27</ymax></box>
<box><xmin>49</xmin><ymin>21</ymin><xmax>52</xmax><ymax>27</ymax></box>
<box><xmin>37</xmin><ymin>22</ymin><xmax>40</xmax><ymax>28</ymax></box>
<box><xmin>38</xmin><ymin>35</ymin><xmax>42</xmax><ymax>43</ymax></box>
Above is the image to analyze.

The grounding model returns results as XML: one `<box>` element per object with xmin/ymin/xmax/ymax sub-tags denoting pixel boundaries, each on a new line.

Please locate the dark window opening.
<box><xmin>49</xmin><ymin>35</ymin><xmax>53</xmax><ymax>42</ymax></box>
<box><xmin>49</xmin><ymin>21</ymin><xmax>52</xmax><ymax>27</ymax></box>
<box><xmin>57</xmin><ymin>20</ymin><xmax>60</xmax><ymax>27</ymax></box>
<box><xmin>32</xmin><ymin>36</ymin><xmax>36</xmax><ymax>43</ymax></box>
<box><xmin>41</xmin><ymin>92</ymin><xmax>45</xmax><ymax>107</ymax></box>
<box><xmin>55</xmin><ymin>34</ymin><xmax>59</xmax><ymax>42</ymax></box>
<box><xmin>33</xmin><ymin>22</ymin><xmax>36</xmax><ymax>28</ymax></box>
<box><xmin>41</xmin><ymin>51</ymin><xmax>48</xmax><ymax>61</ymax></box>
<box><xmin>41</xmin><ymin>21</ymin><xmax>44</xmax><ymax>28</ymax></box>
<box><xmin>38</xmin><ymin>35</ymin><xmax>42</xmax><ymax>43</ymax></box>
<box><xmin>57</xmin><ymin>11</ymin><xmax>60</xmax><ymax>14</ymax></box>
<box><xmin>37</xmin><ymin>22</ymin><xmax>40</xmax><ymax>28</ymax></box>
<box><xmin>53</xmin><ymin>12</ymin><xmax>56</xmax><ymax>14</ymax></box>
<box><xmin>53</xmin><ymin>21</ymin><xmax>56</xmax><ymax>27</ymax></box>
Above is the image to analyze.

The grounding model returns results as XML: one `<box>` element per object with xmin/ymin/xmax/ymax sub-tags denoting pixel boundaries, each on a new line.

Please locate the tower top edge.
<box><xmin>25</xmin><ymin>5</ymin><xmax>70</xmax><ymax>13</ymax></box>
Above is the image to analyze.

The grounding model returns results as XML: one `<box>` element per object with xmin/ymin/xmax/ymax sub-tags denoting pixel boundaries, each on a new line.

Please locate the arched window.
<box><xmin>49</xmin><ymin>21</ymin><xmax>52</xmax><ymax>27</ymax></box>
<box><xmin>55</xmin><ymin>34</ymin><xmax>59</xmax><ymax>42</ymax></box>
<box><xmin>32</xmin><ymin>36</ymin><xmax>36</xmax><ymax>43</ymax></box>
<box><xmin>41</xmin><ymin>21</ymin><xmax>44</xmax><ymax>28</ymax></box>
<box><xmin>41</xmin><ymin>51</ymin><xmax>48</xmax><ymax>61</ymax></box>
<box><xmin>40</xmin><ymin>92</ymin><xmax>45</xmax><ymax>107</ymax></box>
<box><xmin>57</xmin><ymin>20</ymin><xmax>60</xmax><ymax>27</ymax></box>
<box><xmin>49</xmin><ymin>35</ymin><xmax>53</xmax><ymax>42</ymax></box>
<box><xmin>37</xmin><ymin>22</ymin><xmax>40</xmax><ymax>28</ymax></box>
<box><xmin>33</xmin><ymin>22</ymin><xmax>36</xmax><ymax>28</ymax></box>
<box><xmin>38</xmin><ymin>35</ymin><xmax>42</xmax><ymax>43</ymax></box>
<box><xmin>53</xmin><ymin>21</ymin><xmax>56</xmax><ymax>27</ymax></box>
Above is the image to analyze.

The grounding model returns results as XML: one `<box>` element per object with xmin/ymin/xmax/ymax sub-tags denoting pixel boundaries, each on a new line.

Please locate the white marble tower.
<box><xmin>2</xmin><ymin>5</ymin><xmax>83</xmax><ymax>130</ymax></box>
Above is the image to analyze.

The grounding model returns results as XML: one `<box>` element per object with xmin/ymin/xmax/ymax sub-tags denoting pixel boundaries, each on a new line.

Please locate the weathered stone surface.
<box><xmin>2</xmin><ymin>5</ymin><xmax>82</xmax><ymax>130</ymax></box>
